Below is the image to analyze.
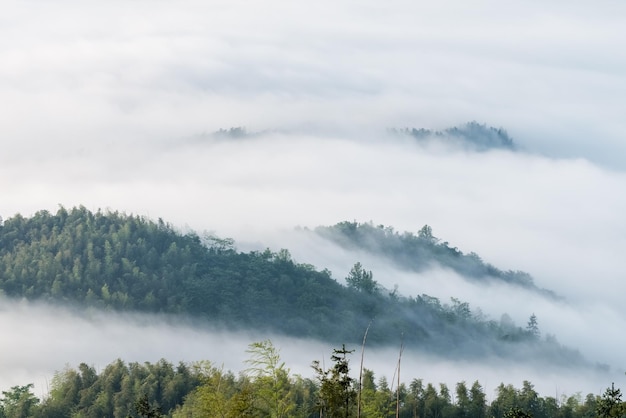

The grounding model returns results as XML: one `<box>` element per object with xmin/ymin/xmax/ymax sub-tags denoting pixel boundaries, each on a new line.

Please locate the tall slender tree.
<box><xmin>245</xmin><ymin>339</ymin><xmax>295</xmax><ymax>418</ymax></box>
<box><xmin>312</xmin><ymin>345</ymin><xmax>356</xmax><ymax>418</ymax></box>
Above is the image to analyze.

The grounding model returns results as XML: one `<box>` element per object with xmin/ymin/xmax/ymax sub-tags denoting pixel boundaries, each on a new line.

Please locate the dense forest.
<box><xmin>1</xmin><ymin>340</ymin><xmax>623</xmax><ymax>418</ymax></box>
<box><xmin>314</xmin><ymin>222</ymin><xmax>556</xmax><ymax>298</ymax></box>
<box><xmin>0</xmin><ymin>207</ymin><xmax>579</xmax><ymax>362</ymax></box>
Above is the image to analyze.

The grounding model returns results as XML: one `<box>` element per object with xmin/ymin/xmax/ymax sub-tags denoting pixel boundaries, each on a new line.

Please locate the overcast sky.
<box><xmin>1</xmin><ymin>0</ymin><xmax>625</xmax><ymax>398</ymax></box>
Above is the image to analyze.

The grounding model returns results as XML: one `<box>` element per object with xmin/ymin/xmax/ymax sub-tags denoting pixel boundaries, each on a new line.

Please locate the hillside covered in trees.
<box><xmin>0</xmin><ymin>207</ymin><xmax>580</xmax><ymax>363</ymax></box>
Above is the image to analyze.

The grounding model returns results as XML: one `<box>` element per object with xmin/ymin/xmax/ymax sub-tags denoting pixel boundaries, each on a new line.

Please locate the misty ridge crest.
<box><xmin>197</xmin><ymin>121</ymin><xmax>516</xmax><ymax>153</ymax></box>
<box><xmin>0</xmin><ymin>206</ymin><xmax>585</xmax><ymax>365</ymax></box>
<box><xmin>392</xmin><ymin>121</ymin><xmax>516</xmax><ymax>151</ymax></box>
<box><xmin>314</xmin><ymin>221</ymin><xmax>557</xmax><ymax>298</ymax></box>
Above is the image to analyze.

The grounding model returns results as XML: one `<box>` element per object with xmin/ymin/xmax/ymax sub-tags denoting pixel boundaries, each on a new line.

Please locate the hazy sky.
<box><xmin>1</xmin><ymin>0</ymin><xmax>625</xmax><ymax>398</ymax></box>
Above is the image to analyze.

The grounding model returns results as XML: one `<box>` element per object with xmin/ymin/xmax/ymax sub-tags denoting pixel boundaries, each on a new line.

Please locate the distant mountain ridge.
<box><xmin>0</xmin><ymin>207</ymin><xmax>584</xmax><ymax>365</ymax></box>
<box><xmin>393</xmin><ymin>121</ymin><xmax>516</xmax><ymax>151</ymax></box>
<box><xmin>314</xmin><ymin>221</ymin><xmax>556</xmax><ymax>298</ymax></box>
<box><xmin>198</xmin><ymin>122</ymin><xmax>516</xmax><ymax>152</ymax></box>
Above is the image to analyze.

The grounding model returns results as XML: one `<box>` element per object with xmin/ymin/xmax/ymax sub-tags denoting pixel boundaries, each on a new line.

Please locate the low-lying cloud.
<box><xmin>246</xmin><ymin>224</ymin><xmax>626</xmax><ymax>371</ymax></box>
<box><xmin>0</xmin><ymin>299</ymin><xmax>619</xmax><ymax>401</ymax></box>
<box><xmin>2</xmin><ymin>132</ymin><xmax>626</xmax><ymax>381</ymax></box>
<box><xmin>1</xmin><ymin>0</ymin><xmax>625</xmax><ymax>400</ymax></box>
<box><xmin>2</xmin><ymin>0</ymin><xmax>626</xmax><ymax>167</ymax></box>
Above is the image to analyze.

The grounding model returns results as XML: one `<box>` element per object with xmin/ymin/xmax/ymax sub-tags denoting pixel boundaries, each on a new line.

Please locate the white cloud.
<box><xmin>1</xmin><ymin>0</ymin><xmax>625</xmax><ymax>398</ymax></box>
<box><xmin>2</xmin><ymin>0</ymin><xmax>626</xmax><ymax>164</ymax></box>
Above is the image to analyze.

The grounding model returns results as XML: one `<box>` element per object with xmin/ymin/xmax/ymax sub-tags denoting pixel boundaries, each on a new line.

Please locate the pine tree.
<box><xmin>597</xmin><ymin>383</ymin><xmax>626</xmax><ymax>418</ymax></box>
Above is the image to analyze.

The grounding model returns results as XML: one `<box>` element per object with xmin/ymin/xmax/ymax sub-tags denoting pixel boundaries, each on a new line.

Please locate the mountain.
<box><xmin>0</xmin><ymin>207</ymin><xmax>583</xmax><ymax>364</ymax></box>
<box><xmin>394</xmin><ymin>121</ymin><xmax>516</xmax><ymax>151</ymax></box>
<box><xmin>197</xmin><ymin>122</ymin><xmax>515</xmax><ymax>151</ymax></box>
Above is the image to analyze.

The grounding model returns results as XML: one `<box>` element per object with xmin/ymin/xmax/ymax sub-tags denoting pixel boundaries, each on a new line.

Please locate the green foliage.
<box><xmin>36</xmin><ymin>359</ymin><xmax>200</xmax><ymax>418</ymax></box>
<box><xmin>0</xmin><ymin>206</ymin><xmax>351</xmax><ymax>339</ymax></box>
<box><xmin>503</xmin><ymin>407</ymin><xmax>533</xmax><ymax>418</ymax></box>
<box><xmin>469</xmin><ymin>381</ymin><xmax>487</xmax><ymax>418</ymax></box>
<box><xmin>345</xmin><ymin>262</ymin><xmax>378</xmax><ymax>294</ymax></box>
<box><xmin>135</xmin><ymin>394</ymin><xmax>163</xmax><ymax>418</ymax></box>
<box><xmin>0</xmin><ymin>207</ymin><xmax>202</xmax><ymax>311</ymax></box>
<box><xmin>312</xmin><ymin>344</ymin><xmax>357</xmax><ymax>418</ymax></box>
<box><xmin>597</xmin><ymin>383</ymin><xmax>626</xmax><ymax>418</ymax></box>
<box><xmin>172</xmin><ymin>363</ymin><xmax>246</xmax><ymax>418</ymax></box>
<box><xmin>0</xmin><ymin>341</ymin><xmax>621</xmax><ymax>418</ymax></box>
<box><xmin>396</xmin><ymin>121</ymin><xmax>516</xmax><ymax>151</ymax></box>
<box><xmin>359</xmin><ymin>369</ymin><xmax>395</xmax><ymax>417</ymax></box>
<box><xmin>0</xmin><ymin>384</ymin><xmax>39</xmax><ymax>418</ymax></box>
<box><xmin>244</xmin><ymin>340</ymin><xmax>295</xmax><ymax>417</ymax></box>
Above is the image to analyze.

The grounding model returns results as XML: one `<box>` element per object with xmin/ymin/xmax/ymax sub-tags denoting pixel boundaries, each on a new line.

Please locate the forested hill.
<box><xmin>0</xmin><ymin>207</ymin><xmax>580</xmax><ymax>363</ymax></box>
<box><xmin>393</xmin><ymin>121</ymin><xmax>516</xmax><ymax>151</ymax></box>
<box><xmin>315</xmin><ymin>221</ymin><xmax>557</xmax><ymax>298</ymax></box>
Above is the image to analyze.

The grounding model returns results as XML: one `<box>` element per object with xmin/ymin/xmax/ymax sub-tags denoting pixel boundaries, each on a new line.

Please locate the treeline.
<box><xmin>0</xmin><ymin>207</ymin><xmax>577</xmax><ymax>361</ymax></box>
<box><xmin>315</xmin><ymin>221</ymin><xmax>556</xmax><ymax>298</ymax></box>
<box><xmin>1</xmin><ymin>341</ymin><xmax>623</xmax><ymax>418</ymax></box>
<box><xmin>392</xmin><ymin>121</ymin><xmax>516</xmax><ymax>151</ymax></box>
<box><xmin>1</xmin><ymin>359</ymin><xmax>200</xmax><ymax>418</ymax></box>
<box><xmin>0</xmin><ymin>206</ymin><xmax>347</xmax><ymax>337</ymax></box>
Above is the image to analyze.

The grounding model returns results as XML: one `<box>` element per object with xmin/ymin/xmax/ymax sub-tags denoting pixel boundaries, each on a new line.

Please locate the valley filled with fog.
<box><xmin>1</xmin><ymin>0</ymin><xmax>625</xmax><ymax>404</ymax></box>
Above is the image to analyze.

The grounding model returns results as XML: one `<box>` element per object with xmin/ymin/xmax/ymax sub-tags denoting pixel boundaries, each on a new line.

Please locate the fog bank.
<box><xmin>1</xmin><ymin>0</ymin><xmax>625</xmax><ymax>400</ymax></box>
<box><xmin>0</xmin><ymin>300</ymin><xmax>619</xmax><ymax>400</ymax></box>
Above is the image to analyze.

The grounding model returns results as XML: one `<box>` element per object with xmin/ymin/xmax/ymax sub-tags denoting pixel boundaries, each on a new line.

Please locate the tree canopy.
<box><xmin>1</xmin><ymin>343</ymin><xmax>620</xmax><ymax>418</ymax></box>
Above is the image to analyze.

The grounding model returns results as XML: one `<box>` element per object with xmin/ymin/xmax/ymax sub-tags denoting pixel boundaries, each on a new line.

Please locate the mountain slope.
<box><xmin>314</xmin><ymin>221</ymin><xmax>556</xmax><ymax>298</ymax></box>
<box><xmin>0</xmin><ymin>207</ymin><xmax>582</xmax><ymax>364</ymax></box>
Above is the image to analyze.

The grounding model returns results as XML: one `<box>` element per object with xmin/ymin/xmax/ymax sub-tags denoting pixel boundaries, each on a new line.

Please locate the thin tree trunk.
<box><xmin>357</xmin><ymin>320</ymin><xmax>372</xmax><ymax>418</ymax></box>
<box><xmin>397</xmin><ymin>336</ymin><xmax>404</xmax><ymax>418</ymax></box>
